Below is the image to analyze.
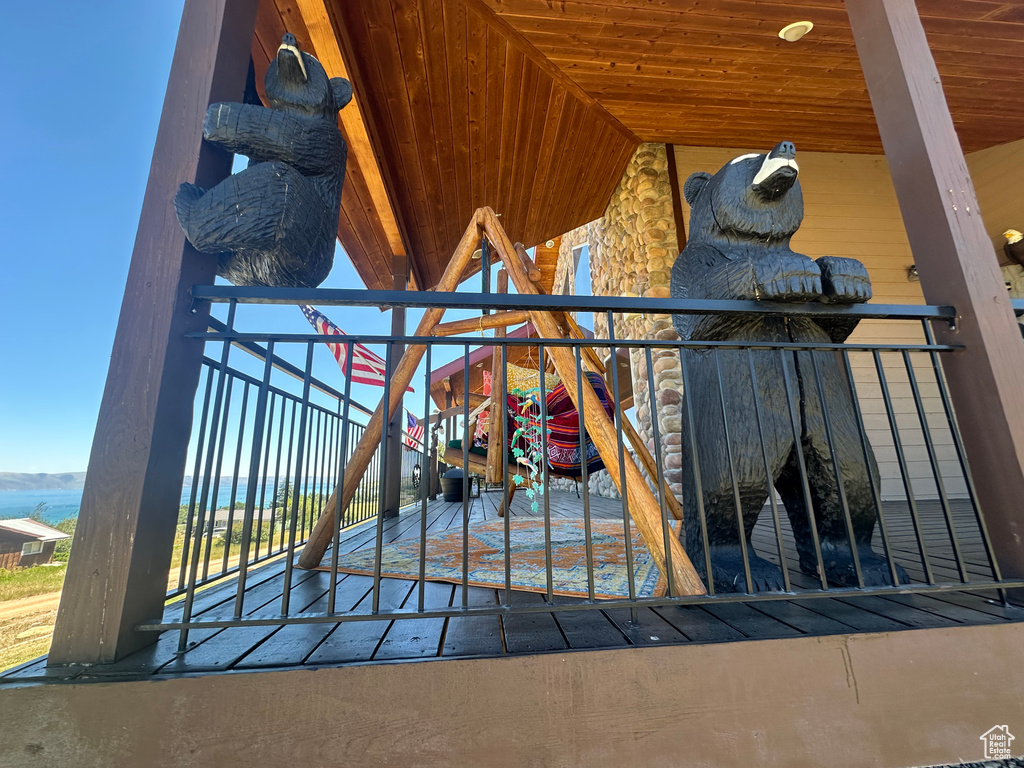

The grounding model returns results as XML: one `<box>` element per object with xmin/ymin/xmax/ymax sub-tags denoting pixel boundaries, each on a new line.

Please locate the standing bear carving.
<box><xmin>670</xmin><ymin>142</ymin><xmax>909</xmax><ymax>592</ymax></box>
<box><xmin>174</xmin><ymin>34</ymin><xmax>352</xmax><ymax>288</ymax></box>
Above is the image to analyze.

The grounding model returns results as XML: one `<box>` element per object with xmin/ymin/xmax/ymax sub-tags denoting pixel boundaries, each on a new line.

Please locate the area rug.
<box><xmin>319</xmin><ymin>518</ymin><xmax>675</xmax><ymax>599</ymax></box>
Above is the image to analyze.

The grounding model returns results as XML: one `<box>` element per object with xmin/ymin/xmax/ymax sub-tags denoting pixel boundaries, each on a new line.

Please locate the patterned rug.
<box><xmin>320</xmin><ymin>518</ymin><xmax>673</xmax><ymax>599</ymax></box>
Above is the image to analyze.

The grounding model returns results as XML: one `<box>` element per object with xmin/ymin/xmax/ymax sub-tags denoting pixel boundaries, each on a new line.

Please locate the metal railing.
<box><xmin>146</xmin><ymin>287</ymin><xmax>1023</xmax><ymax>648</ymax></box>
<box><xmin>171</xmin><ymin>332</ymin><xmax>419</xmax><ymax>599</ymax></box>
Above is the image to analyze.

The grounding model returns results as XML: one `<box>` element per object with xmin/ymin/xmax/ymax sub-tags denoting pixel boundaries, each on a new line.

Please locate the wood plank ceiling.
<box><xmin>481</xmin><ymin>0</ymin><xmax>1024</xmax><ymax>155</ymax></box>
<box><xmin>323</xmin><ymin>0</ymin><xmax>639</xmax><ymax>291</ymax></box>
<box><xmin>256</xmin><ymin>0</ymin><xmax>1024</xmax><ymax>289</ymax></box>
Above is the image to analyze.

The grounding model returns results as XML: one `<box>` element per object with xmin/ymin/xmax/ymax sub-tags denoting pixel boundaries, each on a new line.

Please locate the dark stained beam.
<box><xmin>846</xmin><ymin>0</ymin><xmax>1024</xmax><ymax>601</ymax></box>
<box><xmin>49</xmin><ymin>0</ymin><xmax>260</xmax><ymax>664</ymax></box>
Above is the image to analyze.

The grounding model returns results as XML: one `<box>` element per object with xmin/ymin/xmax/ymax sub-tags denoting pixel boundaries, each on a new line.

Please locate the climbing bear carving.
<box><xmin>174</xmin><ymin>34</ymin><xmax>352</xmax><ymax>287</ymax></box>
<box><xmin>670</xmin><ymin>142</ymin><xmax>909</xmax><ymax>592</ymax></box>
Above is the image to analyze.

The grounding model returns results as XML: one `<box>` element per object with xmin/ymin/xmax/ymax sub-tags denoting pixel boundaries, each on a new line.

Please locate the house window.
<box><xmin>21</xmin><ymin>541</ymin><xmax>43</xmax><ymax>556</ymax></box>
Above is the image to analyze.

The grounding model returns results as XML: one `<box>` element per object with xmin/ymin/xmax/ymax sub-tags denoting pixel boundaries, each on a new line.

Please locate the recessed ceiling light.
<box><xmin>779</xmin><ymin>21</ymin><xmax>814</xmax><ymax>42</ymax></box>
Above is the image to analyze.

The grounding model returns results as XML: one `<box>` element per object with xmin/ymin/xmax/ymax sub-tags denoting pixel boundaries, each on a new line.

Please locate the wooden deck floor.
<box><xmin>5</xmin><ymin>490</ymin><xmax>1023</xmax><ymax>685</ymax></box>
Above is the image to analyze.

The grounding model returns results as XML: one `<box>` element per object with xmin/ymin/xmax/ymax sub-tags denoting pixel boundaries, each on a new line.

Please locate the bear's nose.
<box><xmin>773</xmin><ymin>141</ymin><xmax>796</xmax><ymax>160</ymax></box>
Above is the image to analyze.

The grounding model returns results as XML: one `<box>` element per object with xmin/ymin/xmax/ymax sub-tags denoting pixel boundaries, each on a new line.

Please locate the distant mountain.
<box><xmin>0</xmin><ymin>472</ymin><xmax>88</xmax><ymax>491</ymax></box>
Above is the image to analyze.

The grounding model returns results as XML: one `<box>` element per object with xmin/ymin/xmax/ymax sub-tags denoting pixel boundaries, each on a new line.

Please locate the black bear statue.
<box><xmin>174</xmin><ymin>33</ymin><xmax>352</xmax><ymax>288</ymax></box>
<box><xmin>670</xmin><ymin>141</ymin><xmax>909</xmax><ymax>592</ymax></box>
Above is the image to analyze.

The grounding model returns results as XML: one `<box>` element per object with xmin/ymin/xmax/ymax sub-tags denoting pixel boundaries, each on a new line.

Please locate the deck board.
<box><xmin>5</xmin><ymin>489</ymin><xmax>1024</xmax><ymax>685</ymax></box>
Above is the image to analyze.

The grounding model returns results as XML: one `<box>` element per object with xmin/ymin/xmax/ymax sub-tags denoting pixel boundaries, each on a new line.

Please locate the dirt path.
<box><xmin>0</xmin><ymin>592</ymin><xmax>62</xmax><ymax>622</ymax></box>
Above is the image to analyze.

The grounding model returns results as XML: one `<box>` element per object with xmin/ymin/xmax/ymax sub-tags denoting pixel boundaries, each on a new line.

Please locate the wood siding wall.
<box><xmin>966</xmin><ymin>137</ymin><xmax>1024</xmax><ymax>264</ymax></box>
<box><xmin>670</xmin><ymin>144</ymin><xmax>1018</xmax><ymax>501</ymax></box>
<box><xmin>0</xmin><ymin>538</ymin><xmax>56</xmax><ymax>569</ymax></box>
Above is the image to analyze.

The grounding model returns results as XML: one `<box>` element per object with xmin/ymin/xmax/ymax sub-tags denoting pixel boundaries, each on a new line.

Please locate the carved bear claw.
<box><xmin>801</xmin><ymin>543</ymin><xmax>910</xmax><ymax>587</ymax></box>
<box><xmin>753</xmin><ymin>254</ymin><xmax>822</xmax><ymax>302</ymax></box>
<box><xmin>816</xmin><ymin>256</ymin><xmax>872</xmax><ymax>303</ymax></box>
<box><xmin>701</xmin><ymin>547</ymin><xmax>788</xmax><ymax>593</ymax></box>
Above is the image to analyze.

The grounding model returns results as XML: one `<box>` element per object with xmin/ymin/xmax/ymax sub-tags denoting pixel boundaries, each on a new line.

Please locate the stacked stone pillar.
<box><xmin>553</xmin><ymin>143</ymin><xmax>687</xmax><ymax>501</ymax></box>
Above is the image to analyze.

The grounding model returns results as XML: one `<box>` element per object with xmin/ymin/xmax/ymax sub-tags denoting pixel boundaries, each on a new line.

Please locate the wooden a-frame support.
<box><xmin>297</xmin><ymin>208</ymin><xmax>705</xmax><ymax>596</ymax></box>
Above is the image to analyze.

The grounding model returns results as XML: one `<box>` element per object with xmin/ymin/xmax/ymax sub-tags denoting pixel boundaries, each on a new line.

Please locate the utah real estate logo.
<box><xmin>980</xmin><ymin>725</ymin><xmax>1014</xmax><ymax>760</ymax></box>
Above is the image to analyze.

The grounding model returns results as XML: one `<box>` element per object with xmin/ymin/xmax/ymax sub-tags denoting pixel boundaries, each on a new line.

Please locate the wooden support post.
<box><xmin>513</xmin><ymin>242</ymin><xmax>543</xmax><ymax>283</ymax></box>
<box><xmin>846</xmin><ymin>0</ymin><xmax>1024</xmax><ymax>600</ymax></box>
<box><xmin>486</xmin><ymin>270</ymin><xmax>509</xmax><ymax>485</ymax></box>
<box><xmin>431</xmin><ymin>309</ymin><xmax>530</xmax><ymax>337</ymax></box>
<box><xmin>298</xmin><ymin>212</ymin><xmax>484</xmax><ymax>569</ymax></box>
<box><xmin>483</xmin><ymin>210</ymin><xmax>705</xmax><ymax>595</ymax></box>
<box><xmin>382</xmin><ymin>254</ymin><xmax>408</xmax><ymax>520</ymax></box>
<box><xmin>48</xmin><ymin>0</ymin><xmax>260</xmax><ymax>665</ymax></box>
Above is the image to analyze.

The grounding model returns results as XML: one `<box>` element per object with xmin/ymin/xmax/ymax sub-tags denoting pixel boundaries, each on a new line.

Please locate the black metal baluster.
<box><xmin>372</xmin><ymin>341</ymin><xmax>394</xmax><ymax>614</ymax></box>
<box><xmin>254</xmin><ymin>391</ymin><xmax>277</xmax><ymax>563</ymax></box>
<box><xmin>777</xmin><ymin>348</ymin><xmax>828</xmax><ymax>590</ymax></box>
<box><xmin>575</xmin><ymin>346</ymin><xmax>595</xmax><ymax>602</ymax></box>
<box><xmin>202</xmin><ymin>376</ymin><xmax>234</xmax><ymax>583</ymax></box>
<box><xmin>233</xmin><ymin>341</ymin><xmax>275</xmax><ymax>617</ymax></box>
<box><xmin>538</xmin><ymin>344</ymin><xmax>554</xmax><ymax>603</ymax></box>
<box><xmin>329</xmin><ymin>342</ymin><xmax>355</xmax><ymax>615</ymax></box>
<box><xmin>807</xmin><ymin>352</ymin><xmax>865</xmax><ymax>589</ymax></box>
<box><xmin>178</xmin><ymin>364</ymin><xmax>214</xmax><ymax>592</ymax></box>
<box><xmin>678</xmin><ymin>347</ymin><xmax>714</xmax><ymax>595</ymax></box>
<box><xmin>278</xmin><ymin>401</ymin><xmax>297</xmax><ymax>553</ymax></box>
<box><xmin>461</xmin><ymin>344</ymin><xmax>471</xmax><ymax>608</ymax></box>
<box><xmin>221</xmin><ymin>380</ymin><xmax>250</xmax><ymax>575</ymax></box>
<box><xmin>872</xmin><ymin>349</ymin><xmax>933</xmax><ymax>583</ymax></box>
<box><xmin>502</xmin><ymin>342</ymin><xmax>512</xmax><ymax>607</ymax></box>
<box><xmin>841</xmin><ymin>350</ymin><xmax>901</xmax><ymax>586</ymax></box>
<box><xmin>281</xmin><ymin>341</ymin><xmax>315</xmax><ymax>616</ymax></box>
<box><xmin>902</xmin><ymin>348</ymin><xmax>968</xmax><ymax>582</ymax></box>
<box><xmin>745</xmin><ymin>350</ymin><xmax>790</xmax><ymax>592</ymax></box>
<box><xmin>645</xmin><ymin>346</ymin><xmax>676</xmax><ymax>598</ymax></box>
<box><xmin>606</xmin><ymin>311</ymin><xmax>636</xmax><ymax>602</ymax></box>
<box><xmin>178</xmin><ymin>299</ymin><xmax>235</xmax><ymax>653</ymax></box>
<box><xmin>418</xmin><ymin>345</ymin><xmax>432</xmax><ymax>613</ymax></box>
<box><xmin>922</xmin><ymin>319</ymin><xmax>1003</xmax><ymax>585</ymax></box>
<box><xmin>713</xmin><ymin>349</ymin><xmax>754</xmax><ymax>593</ymax></box>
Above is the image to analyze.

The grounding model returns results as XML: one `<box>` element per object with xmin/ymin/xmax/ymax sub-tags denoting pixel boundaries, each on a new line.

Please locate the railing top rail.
<box><xmin>192</xmin><ymin>286</ymin><xmax>956</xmax><ymax>321</ymax></box>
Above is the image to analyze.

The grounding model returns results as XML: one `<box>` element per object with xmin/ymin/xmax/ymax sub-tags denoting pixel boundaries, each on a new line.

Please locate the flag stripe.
<box><xmin>300</xmin><ymin>305</ymin><xmax>413</xmax><ymax>392</ymax></box>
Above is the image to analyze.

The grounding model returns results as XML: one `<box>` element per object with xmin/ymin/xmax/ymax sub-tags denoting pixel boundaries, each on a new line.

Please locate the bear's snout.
<box><xmin>772</xmin><ymin>141</ymin><xmax>796</xmax><ymax>161</ymax></box>
<box><xmin>752</xmin><ymin>142</ymin><xmax>799</xmax><ymax>200</ymax></box>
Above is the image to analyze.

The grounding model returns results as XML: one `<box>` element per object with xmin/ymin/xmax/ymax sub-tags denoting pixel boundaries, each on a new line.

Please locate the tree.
<box><xmin>275</xmin><ymin>480</ymin><xmax>293</xmax><ymax>511</ymax></box>
<box><xmin>27</xmin><ymin>502</ymin><xmax>48</xmax><ymax>522</ymax></box>
<box><xmin>53</xmin><ymin>517</ymin><xmax>77</xmax><ymax>562</ymax></box>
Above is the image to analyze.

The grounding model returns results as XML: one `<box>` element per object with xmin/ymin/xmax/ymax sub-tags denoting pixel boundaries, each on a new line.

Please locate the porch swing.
<box><xmin>296</xmin><ymin>207</ymin><xmax>705</xmax><ymax>597</ymax></box>
<box><xmin>440</xmin><ymin>359</ymin><xmax>616</xmax><ymax>515</ymax></box>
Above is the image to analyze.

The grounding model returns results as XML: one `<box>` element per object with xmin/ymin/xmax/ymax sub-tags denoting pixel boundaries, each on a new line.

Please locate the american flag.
<box><xmin>300</xmin><ymin>305</ymin><xmax>413</xmax><ymax>392</ymax></box>
<box><xmin>403</xmin><ymin>410</ymin><xmax>425</xmax><ymax>449</ymax></box>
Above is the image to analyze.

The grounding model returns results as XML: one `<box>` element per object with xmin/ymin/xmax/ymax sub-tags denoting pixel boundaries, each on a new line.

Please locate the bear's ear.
<box><xmin>331</xmin><ymin>78</ymin><xmax>354</xmax><ymax>110</ymax></box>
<box><xmin>683</xmin><ymin>172</ymin><xmax>712</xmax><ymax>205</ymax></box>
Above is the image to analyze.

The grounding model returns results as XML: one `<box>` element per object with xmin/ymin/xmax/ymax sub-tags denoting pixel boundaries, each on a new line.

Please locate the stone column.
<box><xmin>554</xmin><ymin>143</ymin><xmax>686</xmax><ymax>500</ymax></box>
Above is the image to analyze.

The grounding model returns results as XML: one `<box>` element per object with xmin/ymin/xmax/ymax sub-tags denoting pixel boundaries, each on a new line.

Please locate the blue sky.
<box><xmin>0</xmin><ymin>2</ymin><xmax>188</xmax><ymax>472</ymax></box>
<box><xmin>0</xmin><ymin>1</ymin><xmax>532</xmax><ymax>474</ymax></box>
<box><xmin>0</xmin><ymin>2</ymin><xmax>452</xmax><ymax>473</ymax></box>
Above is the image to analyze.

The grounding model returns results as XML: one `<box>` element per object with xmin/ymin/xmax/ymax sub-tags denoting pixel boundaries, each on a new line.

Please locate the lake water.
<box><xmin>0</xmin><ymin>481</ymin><xmax>288</xmax><ymax>525</ymax></box>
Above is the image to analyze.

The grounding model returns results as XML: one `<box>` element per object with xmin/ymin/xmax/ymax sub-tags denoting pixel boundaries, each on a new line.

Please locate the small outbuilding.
<box><xmin>0</xmin><ymin>518</ymin><xmax>70</xmax><ymax>569</ymax></box>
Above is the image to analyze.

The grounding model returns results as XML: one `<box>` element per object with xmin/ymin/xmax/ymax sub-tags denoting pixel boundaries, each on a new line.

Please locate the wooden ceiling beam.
<box><xmin>292</xmin><ymin>0</ymin><xmax>408</xmax><ymax>262</ymax></box>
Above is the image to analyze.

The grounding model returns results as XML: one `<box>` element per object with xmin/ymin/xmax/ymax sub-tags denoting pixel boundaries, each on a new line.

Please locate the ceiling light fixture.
<box><xmin>779</xmin><ymin>21</ymin><xmax>814</xmax><ymax>42</ymax></box>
